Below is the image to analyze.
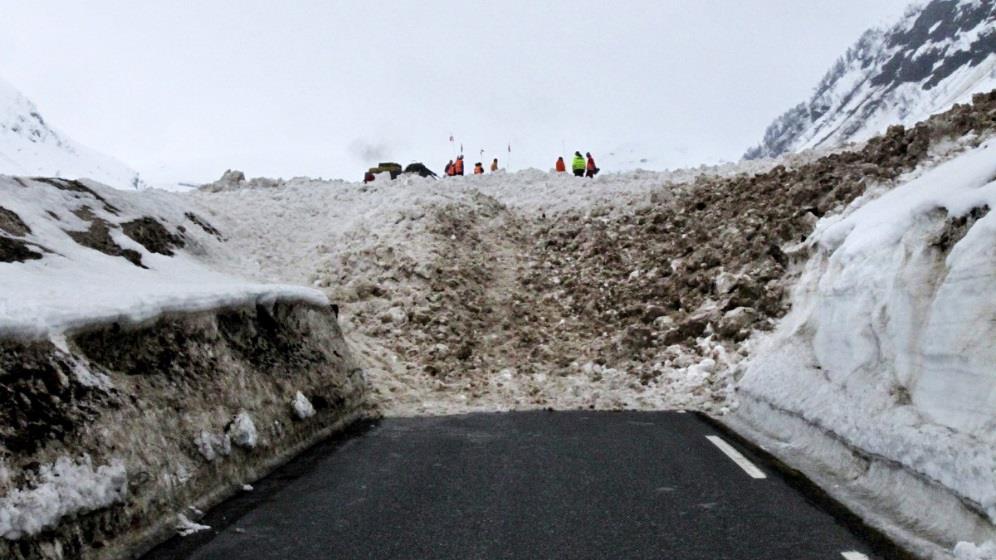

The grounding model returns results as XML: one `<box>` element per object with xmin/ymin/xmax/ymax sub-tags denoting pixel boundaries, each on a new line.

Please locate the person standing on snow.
<box><xmin>490</xmin><ymin>158</ymin><xmax>499</xmax><ymax>172</ymax></box>
<box><xmin>555</xmin><ymin>157</ymin><xmax>566</xmax><ymax>173</ymax></box>
<box><xmin>454</xmin><ymin>155</ymin><xmax>465</xmax><ymax>176</ymax></box>
<box><xmin>445</xmin><ymin>160</ymin><xmax>454</xmax><ymax>177</ymax></box>
<box><xmin>571</xmin><ymin>152</ymin><xmax>586</xmax><ymax>177</ymax></box>
<box><xmin>585</xmin><ymin>152</ymin><xmax>599</xmax><ymax>178</ymax></box>
<box><xmin>474</xmin><ymin>162</ymin><xmax>484</xmax><ymax>174</ymax></box>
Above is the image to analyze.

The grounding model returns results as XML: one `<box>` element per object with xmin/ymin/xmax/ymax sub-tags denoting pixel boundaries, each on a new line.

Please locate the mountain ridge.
<box><xmin>0</xmin><ymin>77</ymin><xmax>142</xmax><ymax>189</ymax></box>
<box><xmin>746</xmin><ymin>0</ymin><xmax>996</xmax><ymax>159</ymax></box>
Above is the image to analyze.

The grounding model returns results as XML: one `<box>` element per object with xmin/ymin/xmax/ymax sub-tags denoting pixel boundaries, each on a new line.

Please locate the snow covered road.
<box><xmin>143</xmin><ymin>411</ymin><xmax>897</xmax><ymax>560</ymax></box>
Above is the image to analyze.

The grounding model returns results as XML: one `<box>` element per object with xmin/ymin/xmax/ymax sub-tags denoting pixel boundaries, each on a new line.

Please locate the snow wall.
<box><xmin>728</xmin><ymin>137</ymin><xmax>996</xmax><ymax>558</ymax></box>
<box><xmin>0</xmin><ymin>301</ymin><xmax>367</xmax><ymax>560</ymax></box>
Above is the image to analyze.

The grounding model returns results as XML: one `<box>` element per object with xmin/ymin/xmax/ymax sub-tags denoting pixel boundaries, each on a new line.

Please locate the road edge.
<box><xmin>696</xmin><ymin>412</ymin><xmax>920</xmax><ymax>560</ymax></box>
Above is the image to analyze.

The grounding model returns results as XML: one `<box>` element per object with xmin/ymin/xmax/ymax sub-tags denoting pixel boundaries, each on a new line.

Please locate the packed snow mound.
<box><xmin>0</xmin><ymin>78</ymin><xmax>143</xmax><ymax>189</ymax></box>
<box><xmin>736</xmin><ymin>138</ymin><xmax>996</xmax><ymax>525</ymax></box>
<box><xmin>746</xmin><ymin>0</ymin><xmax>996</xmax><ymax>159</ymax></box>
<box><xmin>0</xmin><ymin>176</ymin><xmax>326</xmax><ymax>339</ymax></box>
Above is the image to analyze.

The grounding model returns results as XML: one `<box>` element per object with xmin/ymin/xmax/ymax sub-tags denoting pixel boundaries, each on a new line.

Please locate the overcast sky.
<box><xmin>0</xmin><ymin>1</ymin><xmax>913</xmax><ymax>183</ymax></box>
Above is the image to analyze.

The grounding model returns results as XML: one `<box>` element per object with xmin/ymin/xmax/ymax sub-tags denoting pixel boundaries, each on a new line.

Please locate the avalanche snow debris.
<box><xmin>0</xmin><ymin>456</ymin><xmax>127</xmax><ymax>541</ymax></box>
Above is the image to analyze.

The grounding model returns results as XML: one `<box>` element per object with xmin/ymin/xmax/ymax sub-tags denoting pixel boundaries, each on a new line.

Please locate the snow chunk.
<box><xmin>0</xmin><ymin>456</ymin><xmax>127</xmax><ymax>540</ymax></box>
<box><xmin>227</xmin><ymin>412</ymin><xmax>258</xmax><ymax>449</ymax></box>
<box><xmin>194</xmin><ymin>431</ymin><xmax>232</xmax><ymax>462</ymax></box>
<box><xmin>954</xmin><ymin>541</ymin><xmax>996</xmax><ymax>560</ymax></box>
<box><xmin>175</xmin><ymin>514</ymin><xmax>211</xmax><ymax>537</ymax></box>
<box><xmin>292</xmin><ymin>391</ymin><xmax>316</xmax><ymax>420</ymax></box>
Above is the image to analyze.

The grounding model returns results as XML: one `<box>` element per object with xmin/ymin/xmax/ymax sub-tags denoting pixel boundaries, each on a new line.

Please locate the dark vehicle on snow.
<box><xmin>363</xmin><ymin>162</ymin><xmax>436</xmax><ymax>183</ymax></box>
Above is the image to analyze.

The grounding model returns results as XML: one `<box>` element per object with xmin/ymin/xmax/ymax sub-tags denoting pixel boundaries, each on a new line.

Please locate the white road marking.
<box><xmin>705</xmin><ymin>436</ymin><xmax>766</xmax><ymax>479</ymax></box>
<box><xmin>841</xmin><ymin>552</ymin><xmax>869</xmax><ymax>560</ymax></box>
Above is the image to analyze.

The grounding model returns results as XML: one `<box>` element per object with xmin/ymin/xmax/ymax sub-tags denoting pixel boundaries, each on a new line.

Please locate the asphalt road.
<box><xmin>144</xmin><ymin>411</ymin><xmax>892</xmax><ymax>560</ymax></box>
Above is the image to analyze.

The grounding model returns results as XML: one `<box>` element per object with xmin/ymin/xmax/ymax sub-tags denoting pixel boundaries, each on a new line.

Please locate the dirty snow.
<box><xmin>192</xmin><ymin>164</ymin><xmax>790</xmax><ymax>416</ymax></box>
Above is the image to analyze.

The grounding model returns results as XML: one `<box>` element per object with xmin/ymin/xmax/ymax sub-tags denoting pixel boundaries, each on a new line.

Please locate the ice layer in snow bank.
<box><xmin>0</xmin><ymin>176</ymin><xmax>327</xmax><ymax>339</ymax></box>
<box><xmin>738</xmin><ymin>138</ymin><xmax>996</xmax><ymax>521</ymax></box>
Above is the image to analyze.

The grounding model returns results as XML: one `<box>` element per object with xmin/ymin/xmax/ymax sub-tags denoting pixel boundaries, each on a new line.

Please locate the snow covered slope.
<box><xmin>0</xmin><ymin>78</ymin><xmax>142</xmax><ymax>189</ymax></box>
<box><xmin>746</xmin><ymin>0</ymin><xmax>996</xmax><ymax>159</ymax></box>
<box><xmin>0</xmin><ymin>176</ymin><xmax>324</xmax><ymax>339</ymax></box>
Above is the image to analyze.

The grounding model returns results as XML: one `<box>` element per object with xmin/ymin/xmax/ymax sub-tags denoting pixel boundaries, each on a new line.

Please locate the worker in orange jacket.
<box><xmin>555</xmin><ymin>157</ymin><xmax>566</xmax><ymax>173</ymax></box>
<box><xmin>453</xmin><ymin>155</ymin><xmax>465</xmax><ymax>176</ymax></box>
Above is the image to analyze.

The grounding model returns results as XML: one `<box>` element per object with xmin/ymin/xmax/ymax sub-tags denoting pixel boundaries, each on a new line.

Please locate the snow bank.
<box><xmin>0</xmin><ymin>176</ymin><xmax>327</xmax><ymax>339</ymax></box>
<box><xmin>1</xmin><ymin>300</ymin><xmax>368</xmax><ymax>559</ymax></box>
<box><xmin>732</xmin><ymin>138</ymin><xmax>996</xmax><ymax>551</ymax></box>
<box><xmin>0</xmin><ymin>456</ymin><xmax>127</xmax><ymax>540</ymax></box>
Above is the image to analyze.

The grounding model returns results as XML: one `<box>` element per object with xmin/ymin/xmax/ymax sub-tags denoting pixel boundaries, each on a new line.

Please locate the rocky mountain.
<box><xmin>745</xmin><ymin>0</ymin><xmax>996</xmax><ymax>159</ymax></box>
<box><xmin>0</xmin><ymin>76</ymin><xmax>142</xmax><ymax>189</ymax></box>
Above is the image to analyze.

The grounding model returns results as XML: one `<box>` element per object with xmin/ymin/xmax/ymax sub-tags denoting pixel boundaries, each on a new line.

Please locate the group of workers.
<box><xmin>556</xmin><ymin>152</ymin><xmax>599</xmax><ymax>177</ymax></box>
<box><xmin>443</xmin><ymin>151</ymin><xmax>599</xmax><ymax>178</ymax></box>
<box><xmin>444</xmin><ymin>155</ymin><xmax>501</xmax><ymax>176</ymax></box>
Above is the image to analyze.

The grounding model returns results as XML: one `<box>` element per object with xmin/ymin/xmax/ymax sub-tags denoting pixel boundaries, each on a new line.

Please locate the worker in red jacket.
<box><xmin>453</xmin><ymin>155</ymin><xmax>465</xmax><ymax>176</ymax></box>
<box><xmin>585</xmin><ymin>152</ymin><xmax>599</xmax><ymax>178</ymax></box>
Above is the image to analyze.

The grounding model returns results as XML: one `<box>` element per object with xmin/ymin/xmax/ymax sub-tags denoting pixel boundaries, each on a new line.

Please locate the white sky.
<box><xmin>0</xmin><ymin>1</ymin><xmax>913</xmax><ymax>183</ymax></box>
